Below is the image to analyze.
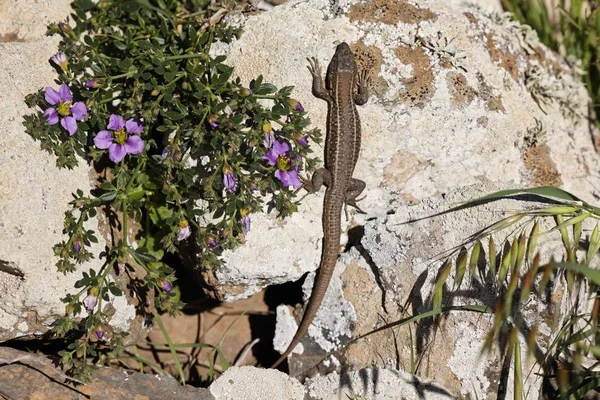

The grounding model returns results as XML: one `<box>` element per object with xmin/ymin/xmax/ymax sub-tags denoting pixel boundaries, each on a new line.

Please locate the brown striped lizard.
<box><xmin>272</xmin><ymin>42</ymin><xmax>369</xmax><ymax>368</ymax></box>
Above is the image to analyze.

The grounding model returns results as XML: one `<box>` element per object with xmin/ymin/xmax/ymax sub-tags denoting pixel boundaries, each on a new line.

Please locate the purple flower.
<box><xmin>51</xmin><ymin>51</ymin><xmax>68</xmax><ymax>71</ymax></box>
<box><xmin>58</xmin><ymin>22</ymin><xmax>73</xmax><ymax>35</ymax></box>
<box><xmin>242</xmin><ymin>216</ymin><xmax>251</xmax><ymax>233</ymax></box>
<box><xmin>223</xmin><ymin>166</ymin><xmax>237</xmax><ymax>193</ymax></box>
<box><xmin>240</xmin><ymin>209</ymin><xmax>251</xmax><ymax>234</ymax></box>
<box><xmin>96</xmin><ymin>328</ymin><xmax>104</xmax><ymax>340</ymax></box>
<box><xmin>94</xmin><ymin>114</ymin><xmax>144</xmax><ymax>163</ymax></box>
<box><xmin>263</xmin><ymin>131</ymin><xmax>275</xmax><ymax>148</ymax></box>
<box><xmin>208</xmin><ymin>114</ymin><xmax>219</xmax><ymax>130</ymax></box>
<box><xmin>290</xmin><ymin>99</ymin><xmax>304</xmax><ymax>112</ymax></box>
<box><xmin>73</xmin><ymin>240</ymin><xmax>82</xmax><ymax>252</ymax></box>
<box><xmin>177</xmin><ymin>221</ymin><xmax>191</xmax><ymax>242</ymax></box>
<box><xmin>43</xmin><ymin>84</ymin><xmax>87</xmax><ymax>136</ymax></box>
<box><xmin>85</xmin><ymin>78</ymin><xmax>100</xmax><ymax>89</ymax></box>
<box><xmin>83</xmin><ymin>294</ymin><xmax>97</xmax><ymax>311</ymax></box>
<box><xmin>162</xmin><ymin>281</ymin><xmax>173</xmax><ymax>292</ymax></box>
<box><xmin>262</xmin><ymin>140</ymin><xmax>302</xmax><ymax>190</ymax></box>
<box><xmin>161</xmin><ymin>145</ymin><xmax>181</xmax><ymax>162</ymax></box>
<box><xmin>206</xmin><ymin>236</ymin><xmax>217</xmax><ymax>248</ymax></box>
<box><xmin>295</xmin><ymin>135</ymin><xmax>309</xmax><ymax>146</ymax></box>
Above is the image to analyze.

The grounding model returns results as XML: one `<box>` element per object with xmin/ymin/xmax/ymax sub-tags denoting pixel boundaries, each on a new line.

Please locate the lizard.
<box><xmin>271</xmin><ymin>42</ymin><xmax>369</xmax><ymax>369</ymax></box>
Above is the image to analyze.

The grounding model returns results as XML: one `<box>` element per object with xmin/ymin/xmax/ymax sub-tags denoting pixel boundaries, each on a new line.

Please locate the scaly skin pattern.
<box><xmin>271</xmin><ymin>42</ymin><xmax>369</xmax><ymax>369</ymax></box>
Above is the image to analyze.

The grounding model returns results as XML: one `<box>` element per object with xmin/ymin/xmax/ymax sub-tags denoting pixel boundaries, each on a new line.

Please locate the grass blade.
<box><xmin>155</xmin><ymin>313</ymin><xmax>186</xmax><ymax>385</ymax></box>
<box><xmin>433</xmin><ymin>260</ymin><xmax>452</xmax><ymax>310</ymax></box>
<box><xmin>469</xmin><ymin>241</ymin><xmax>481</xmax><ymax>280</ymax></box>
<box><xmin>489</xmin><ymin>237</ymin><xmax>497</xmax><ymax>277</ymax></box>
<box><xmin>455</xmin><ymin>248</ymin><xmax>468</xmax><ymax>289</ymax></box>
<box><xmin>526</xmin><ymin>222</ymin><xmax>539</xmax><ymax>263</ymax></box>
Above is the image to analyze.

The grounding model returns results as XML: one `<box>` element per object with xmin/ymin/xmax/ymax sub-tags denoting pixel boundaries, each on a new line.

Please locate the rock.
<box><xmin>209</xmin><ymin>366</ymin><xmax>305</xmax><ymax>399</ymax></box>
<box><xmin>272</xmin><ymin>251</ymin><xmax>356</xmax><ymax>361</ymax></box>
<box><xmin>0</xmin><ymin>346</ymin><xmax>214</xmax><ymax>400</ymax></box>
<box><xmin>0</xmin><ymin>1</ymin><xmax>148</xmax><ymax>344</ymax></box>
<box><xmin>0</xmin><ymin>0</ymin><xmax>72</xmax><ymax>42</ymax></box>
<box><xmin>306</xmin><ymin>368</ymin><xmax>455</xmax><ymax>400</ymax></box>
<box><xmin>205</xmin><ymin>0</ymin><xmax>598</xmax><ymax>298</ymax></box>
<box><xmin>206</xmin><ymin>365</ymin><xmax>456</xmax><ymax>400</ymax></box>
<box><xmin>199</xmin><ymin>0</ymin><xmax>600</xmax><ymax>397</ymax></box>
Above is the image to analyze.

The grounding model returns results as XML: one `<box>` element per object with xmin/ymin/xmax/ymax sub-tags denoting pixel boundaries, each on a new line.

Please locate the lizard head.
<box><xmin>331</xmin><ymin>42</ymin><xmax>357</xmax><ymax>74</ymax></box>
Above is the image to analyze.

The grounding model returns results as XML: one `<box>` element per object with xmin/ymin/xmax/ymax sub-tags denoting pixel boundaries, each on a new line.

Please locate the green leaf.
<box><xmin>454</xmin><ymin>247</ymin><xmax>467</xmax><ymax>289</ymax></box>
<box><xmin>489</xmin><ymin>237</ymin><xmax>497</xmax><ymax>277</ymax></box>
<box><xmin>130</xmin><ymin>248</ymin><xmax>159</xmax><ymax>265</ymax></box>
<box><xmin>108</xmin><ymin>284</ymin><xmax>123</xmax><ymax>296</ymax></box>
<box><xmin>74</xmin><ymin>0</ymin><xmax>95</xmax><ymax>10</ymax></box>
<box><xmin>514</xmin><ymin>331</ymin><xmax>523</xmax><ymax>400</ymax></box>
<box><xmin>552</xmin><ymin>261</ymin><xmax>600</xmax><ymax>286</ymax></box>
<box><xmin>526</xmin><ymin>222</ymin><xmax>539</xmax><ymax>263</ymax></box>
<box><xmin>466</xmin><ymin>186</ymin><xmax>583</xmax><ymax>204</ymax></box>
<box><xmin>165</xmin><ymin>111</ymin><xmax>184</xmax><ymax>120</ymax></box>
<box><xmin>432</xmin><ymin>260</ymin><xmax>451</xmax><ymax>310</ymax></box>
<box><xmin>217</xmin><ymin>348</ymin><xmax>229</xmax><ymax>372</ymax></box>
<box><xmin>469</xmin><ymin>241</ymin><xmax>481</xmax><ymax>280</ymax></box>
<box><xmin>164</xmin><ymin>71</ymin><xmax>176</xmax><ymax>81</ymax></box>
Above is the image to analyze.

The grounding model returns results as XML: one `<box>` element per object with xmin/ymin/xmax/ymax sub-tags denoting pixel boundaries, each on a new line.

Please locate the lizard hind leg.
<box><xmin>345</xmin><ymin>178</ymin><xmax>367</xmax><ymax>215</ymax></box>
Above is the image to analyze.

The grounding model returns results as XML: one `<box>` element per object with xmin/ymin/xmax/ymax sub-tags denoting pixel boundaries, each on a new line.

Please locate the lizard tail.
<box><xmin>271</xmin><ymin>191</ymin><xmax>342</xmax><ymax>369</ymax></box>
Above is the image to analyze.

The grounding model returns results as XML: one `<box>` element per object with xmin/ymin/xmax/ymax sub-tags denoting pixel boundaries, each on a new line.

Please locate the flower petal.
<box><xmin>262</xmin><ymin>148</ymin><xmax>279</xmax><ymax>165</ymax></box>
<box><xmin>61</xmin><ymin>116</ymin><xmax>78</xmax><ymax>136</ymax></box>
<box><xmin>296</xmin><ymin>135</ymin><xmax>309</xmax><ymax>146</ymax></box>
<box><xmin>70</xmin><ymin>102</ymin><xmax>87</xmax><ymax>120</ymax></box>
<box><xmin>94</xmin><ymin>130</ymin><xmax>114</xmax><ymax>149</ymax></box>
<box><xmin>83</xmin><ymin>295</ymin><xmax>97</xmax><ymax>311</ymax></box>
<box><xmin>177</xmin><ymin>226</ymin><xmax>191</xmax><ymax>242</ymax></box>
<box><xmin>108</xmin><ymin>143</ymin><xmax>127</xmax><ymax>163</ymax></box>
<box><xmin>223</xmin><ymin>172</ymin><xmax>237</xmax><ymax>193</ymax></box>
<box><xmin>124</xmin><ymin>135</ymin><xmax>144</xmax><ymax>155</ymax></box>
<box><xmin>275</xmin><ymin>170</ymin><xmax>302</xmax><ymax>190</ymax></box>
<box><xmin>58</xmin><ymin>83</ymin><xmax>72</xmax><ymax>102</ymax></box>
<box><xmin>44</xmin><ymin>87</ymin><xmax>61</xmax><ymax>105</ymax></box>
<box><xmin>125</xmin><ymin>118</ymin><xmax>143</xmax><ymax>134</ymax></box>
<box><xmin>43</xmin><ymin>108</ymin><xmax>59</xmax><ymax>125</ymax></box>
<box><xmin>107</xmin><ymin>114</ymin><xmax>125</xmax><ymax>131</ymax></box>
<box><xmin>241</xmin><ymin>216</ymin><xmax>251</xmax><ymax>233</ymax></box>
<box><xmin>263</xmin><ymin>132</ymin><xmax>274</xmax><ymax>148</ymax></box>
<box><xmin>272</xmin><ymin>140</ymin><xmax>289</xmax><ymax>157</ymax></box>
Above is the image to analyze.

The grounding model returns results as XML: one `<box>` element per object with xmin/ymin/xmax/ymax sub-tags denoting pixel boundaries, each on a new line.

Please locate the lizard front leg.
<box><xmin>354</xmin><ymin>69</ymin><xmax>370</xmax><ymax>106</ymax></box>
<box><xmin>307</xmin><ymin>57</ymin><xmax>333</xmax><ymax>103</ymax></box>
<box><xmin>302</xmin><ymin>167</ymin><xmax>331</xmax><ymax>194</ymax></box>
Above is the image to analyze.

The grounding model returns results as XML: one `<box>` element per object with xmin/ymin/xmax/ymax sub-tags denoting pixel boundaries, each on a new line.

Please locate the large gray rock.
<box><xmin>209</xmin><ymin>366</ymin><xmax>305</xmax><ymax>400</ymax></box>
<box><xmin>207</xmin><ymin>0</ymin><xmax>598</xmax><ymax>298</ymax></box>
<box><xmin>0</xmin><ymin>0</ymin><xmax>72</xmax><ymax>42</ymax></box>
<box><xmin>201</xmin><ymin>0</ymin><xmax>600</xmax><ymax>397</ymax></box>
<box><xmin>207</xmin><ymin>365</ymin><xmax>455</xmax><ymax>400</ymax></box>
<box><xmin>306</xmin><ymin>368</ymin><xmax>455</xmax><ymax>400</ymax></box>
<box><xmin>0</xmin><ymin>1</ymin><xmax>147</xmax><ymax>343</ymax></box>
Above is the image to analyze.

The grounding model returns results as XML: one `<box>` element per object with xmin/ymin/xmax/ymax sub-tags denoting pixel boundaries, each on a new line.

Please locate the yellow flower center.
<box><xmin>57</xmin><ymin>100</ymin><xmax>72</xmax><ymax>117</ymax></box>
<box><xmin>179</xmin><ymin>220</ymin><xmax>189</xmax><ymax>228</ymax></box>
<box><xmin>240</xmin><ymin>208</ymin><xmax>250</xmax><ymax>217</ymax></box>
<box><xmin>113</xmin><ymin>128</ymin><xmax>127</xmax><ymax>145</ymax></box>
<box><xmin>276</xmin><ymin>156</ymin><xmax>291</xmax><ymax>171</ymax></box>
